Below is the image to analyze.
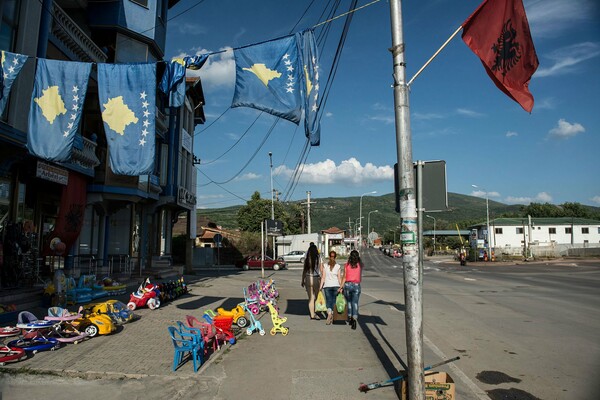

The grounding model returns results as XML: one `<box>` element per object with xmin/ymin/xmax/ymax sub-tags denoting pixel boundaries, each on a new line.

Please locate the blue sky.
<box><xmin>165</xmin><ymin>0</ymin><xmax>600</xmax><ymax>209</ymax></box>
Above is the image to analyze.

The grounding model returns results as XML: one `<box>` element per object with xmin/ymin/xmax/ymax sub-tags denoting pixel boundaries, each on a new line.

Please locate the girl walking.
<box><xmin>320</xmin><ymin>250</ymin><xmax>342</xmax><ymax>325</ymax></box>
<box><xmin>339</xmin><ymin>249</ymin><xmax>362</xmax><ymax>330</ymax></box>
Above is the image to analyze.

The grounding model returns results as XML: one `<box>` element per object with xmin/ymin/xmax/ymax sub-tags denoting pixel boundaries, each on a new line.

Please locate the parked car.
<box><xmin>236</xmin><ymin>255</ymin><xmax>286</xmax><ymax>271</ymax></box>
<box><xmin>278</xmin><ymin>250</ymin><xmax>306</xmax><ymax>263</ymax></box>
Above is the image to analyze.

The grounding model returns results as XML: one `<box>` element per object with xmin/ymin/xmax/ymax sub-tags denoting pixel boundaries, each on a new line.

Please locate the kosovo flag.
<box><xmin>298</xmin><ymin>29</ymin><xmax>321</xmax><ymax>146</ymax></box>
<box><xmin>232</xmin><ymin>35</ymin><xmax>302</xmax><ymax>123</ymax></box>
<box><xmin>27</xmin><ymin>59</ymin><xmax>92</xmax><ymax>162</ymax></box>
<box><xmin>97</xmin><ymin>63</ymin><xmax>156</xmax><ymax>176</ymax></box>
<box><xmin>0</xmin><ymin>50</ymin><xmax>29</xmax><ymax>113</ymax></box>
<box><xmin>160</xmin><ymin>54</ymin><xmax>208</xmax><ymax>107</ymax></box>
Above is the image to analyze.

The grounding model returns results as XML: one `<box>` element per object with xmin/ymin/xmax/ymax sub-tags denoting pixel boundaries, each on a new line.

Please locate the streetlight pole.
<box><xmin>359</xmin><ymin>191</ymin><xmax>377</xmax><ymax>248</ymax></box>
<box><xmin>426</xmin><ymin>215</ymin><xmax>436</xmax><ymax>255</ymax></box>
<box><xmin>472</xmin><ymin>184</ymin><xmax>490</xmax><ymax>260</ymax></box>
<box><xmin>368</xmin><ymin>210</ymin><xmax>379</xmax><ymax>246</ymax></box>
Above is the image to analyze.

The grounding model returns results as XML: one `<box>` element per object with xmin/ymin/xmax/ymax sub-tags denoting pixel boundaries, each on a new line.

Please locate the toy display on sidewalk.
<box><xmin>216</xmin><ymin>303</ymin><xmax>248</xmax><ymax>328</ymax></box>
<box><xmin>267</xmin><ymin>301</ymin><xmax>288</xmax><ymax>336</ymax></box>
<box><xmin>127</xmin><ymin>278</ymin><xmax>161</xmax><ymax>310</ymax></box>
<box><xmin>85</xmin><ymin>300</ymin><xmax>137</xmax><ymax>325</ymax></box>
<box><xmin>0</xmin><ymin>344</ymin><xmax>26</xmax><ymax>365</ymax></box>
<box><xmin>45</xmin><ymin>306</ymin><xmax>90</xmax><ymax>344</ymax></box>
<box><xmin>243</xmin><ymin>303</ymin><xmax>265</xmax><ymax>336</ymax></box>
<box><xmin>9</xmin><ymin>311</ymin><xmax>61</xmax><ymax>353</ymax></box>
<box><xmin>69</xmin><ymin>307</ymin><xmax>117</xmax><ymax>337</ymax></box>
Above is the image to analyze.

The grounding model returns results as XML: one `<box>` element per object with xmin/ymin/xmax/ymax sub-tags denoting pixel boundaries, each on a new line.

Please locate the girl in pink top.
<box><xmin>339</xmin><ymin>250</ymin><xmax>362</xmax><ymax>330</ymax></box>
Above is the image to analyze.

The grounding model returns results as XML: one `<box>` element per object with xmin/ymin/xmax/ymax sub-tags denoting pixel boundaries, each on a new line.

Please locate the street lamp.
<box><xmin>359</xmin><ymin>191</ymin><xmax>377</xmax><ymax>247</ymax></box>
<box><xmin>368</xmin><ymin>210</ymin><xmax>379</xmax><ymax>246</ymax></box>
<box><xmin>426</xmin><ymin>215</ymin><xmax>436</xmax><ymax>255</ymax></box>
<box><xmin>472</xmin><ymin>184</ymin><xmax>490</xmax><ymax>260</ymax></box>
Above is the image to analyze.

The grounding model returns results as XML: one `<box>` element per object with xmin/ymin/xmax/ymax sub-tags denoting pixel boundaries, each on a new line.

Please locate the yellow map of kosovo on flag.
<box><xmin>102</xmin><ymin>95</ymin><xmax>139</xmax><ymax>135</ymax></box>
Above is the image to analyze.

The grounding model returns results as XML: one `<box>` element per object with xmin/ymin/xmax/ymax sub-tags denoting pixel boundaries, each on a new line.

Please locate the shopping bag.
<box><xmin>315</xmin><ymin>291</ymin><xmax>327</xmax><ymax>312</ymax></box>
<box><xmin>336</xmin><ymin>293</ymin><xmax>346</xmax><ymax>313</ymax></box>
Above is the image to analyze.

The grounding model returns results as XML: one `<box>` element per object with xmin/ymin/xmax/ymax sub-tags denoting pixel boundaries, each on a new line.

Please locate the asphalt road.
<box><xmin>359</xmin><ymin>248</ymin><xmax>600</xmax><ymax>400</ymax></box>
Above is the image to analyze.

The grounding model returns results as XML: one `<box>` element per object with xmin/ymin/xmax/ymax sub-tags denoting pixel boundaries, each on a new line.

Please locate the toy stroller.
<box><xmin>243</xmin><ymin>303</ymin><xmax>265</xmax><ymax>336</ymax></box>
<box><xmin>242</xmin><ymin>287</ymin><xmax>260</xmax><ymax>315</ymax></box>
<box><xmin>267</xmin><ymin>301</ymin><xmax>288</xmax><ymax>336</ymax></box>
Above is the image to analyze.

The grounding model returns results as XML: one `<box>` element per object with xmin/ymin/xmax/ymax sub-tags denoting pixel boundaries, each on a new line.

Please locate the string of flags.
<box><xmin>1</xmin><ymin>0</ymin><xmax>539</xmax><ymax>176</ymax></box>
<box><xmin>0</xmin><ymin>28</ymin><xmax>322</xmax><ymax>176</ymax></box>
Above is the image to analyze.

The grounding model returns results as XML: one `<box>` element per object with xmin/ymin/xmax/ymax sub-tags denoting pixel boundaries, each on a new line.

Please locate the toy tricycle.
<box><xmin>217</xmin><ymin>303</ymin><xmax>248</xmax><ymax>328</ymax></box>
<box><xmin>127</xmin><ymin>278</ymin><xmax>161</xmax><ymax>310</ymax></box>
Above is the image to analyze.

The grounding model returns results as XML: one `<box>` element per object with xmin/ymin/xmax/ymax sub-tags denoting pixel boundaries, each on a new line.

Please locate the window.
<box><xmin>130</xmin><ymin>0</ymin><xmax>149</xmax><ymax>7</ymax></box>
<box><xmin>495</xmin><ymin>228</ymin><xmax>503</xmax><ymax>234</ymax></box>
<box><xmin>0</xmin><ymin>0</ymin><xmax>19</xmax><ymax>51</ymax></box>
<box><xmin>582</xmin><ymin>227</ymin><xmax>589</xmax><ymax>234</ymax></box>
<box><xmin>565</xmin><ymin>227</ymin><xmax>572</xmax><ymax>234</ymax></box>
<box><xmin>516</xmin><ymin>227</ymin><xmax>524</xmax><ymax>234</ymax></box>
<box><xmin>549</xmin><ymin>228</ymin><xmax>556</xmax><ymax>234</ymax></box>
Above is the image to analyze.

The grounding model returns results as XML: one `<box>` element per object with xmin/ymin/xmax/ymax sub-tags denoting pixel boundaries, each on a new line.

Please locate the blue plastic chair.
<box><xmin>176</xmin><ymin>321</ymin><xmax>204</xmax><ymax>348</ymax></box>
<box><xmin>167</xmin><ymin>326</ymin><xmax>203</xmax><ymax>372</ymax></box>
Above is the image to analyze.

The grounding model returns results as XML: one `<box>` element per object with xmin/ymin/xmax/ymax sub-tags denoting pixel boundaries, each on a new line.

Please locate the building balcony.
<box><xmin>51</xmin><ymin>3</ymin><xmax>108</xmax><ymax>63</ymax></box>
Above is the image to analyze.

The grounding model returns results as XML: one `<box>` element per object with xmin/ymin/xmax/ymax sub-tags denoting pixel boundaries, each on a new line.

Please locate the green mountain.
<box><xmin>197</xmin><ymin>193</ymin><xmax>600</xmax><ymax>235</ymax></box>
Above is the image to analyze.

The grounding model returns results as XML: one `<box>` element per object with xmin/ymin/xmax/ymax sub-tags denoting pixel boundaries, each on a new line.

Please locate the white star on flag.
<box><xmin>140</xmin><ymin>91</ymin><xmax>147</xmax><ymax>100</ymax></box>
<box><xmin>139</xmin><ymin>137</ymin><xmax>146</xmax><ymax>146</ymax></box>
<box><xmin>72</xmin><ymin>86</ymin><xmax>79</xmax><ymax>93</ymax></box>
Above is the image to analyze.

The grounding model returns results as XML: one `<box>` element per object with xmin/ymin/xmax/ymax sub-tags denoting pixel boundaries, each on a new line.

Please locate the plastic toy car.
<box><xmin>70</xmin><ymin>308</ymin><xmax>117</xmax><ymax>337</ymax></box>
<box><xmin>127</xmin><ymin>278</ymin><xmax>161</xmax><ymax>310</ymax></box>
<box><xmin>85</xmin><ymin>300</ymin><xmax>136</xmax><ymax>325</ymax></box>
<box><xmin>216</xmin><ymin>303</ymin><xmax>248</xmax><ymax>328</ymax></box>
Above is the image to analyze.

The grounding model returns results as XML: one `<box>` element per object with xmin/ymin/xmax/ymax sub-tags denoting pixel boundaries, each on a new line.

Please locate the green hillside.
<box><xmin>197</xmin><ymin>193</ymin><xmax>600</xmax><ymax>235</ymax></box>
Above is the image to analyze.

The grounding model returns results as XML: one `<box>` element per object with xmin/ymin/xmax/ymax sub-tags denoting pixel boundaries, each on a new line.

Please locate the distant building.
<box><xmin>470</xmin><ymin>217</ymin><xmax>600</xmax><ymax>258</ymax></box>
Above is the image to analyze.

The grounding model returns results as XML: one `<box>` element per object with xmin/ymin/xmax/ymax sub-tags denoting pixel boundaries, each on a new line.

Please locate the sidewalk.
<box><xmin>0</xmin><ymin>269</ymin><xmax>402</xmax><ymax>400</ymax></box>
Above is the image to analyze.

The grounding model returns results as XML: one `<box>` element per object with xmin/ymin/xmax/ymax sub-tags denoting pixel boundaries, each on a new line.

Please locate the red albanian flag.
<box><xmin>462</xmin><ymin>0</ymin><xmax>539</xmax><ymax>112</ymax></box>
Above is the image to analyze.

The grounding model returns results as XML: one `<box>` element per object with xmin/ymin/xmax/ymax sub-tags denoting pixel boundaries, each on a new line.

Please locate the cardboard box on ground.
<box><xmin>399</xmin><ymin>371</ymin><xmax>456</xmax><ymax>400</ymax></box>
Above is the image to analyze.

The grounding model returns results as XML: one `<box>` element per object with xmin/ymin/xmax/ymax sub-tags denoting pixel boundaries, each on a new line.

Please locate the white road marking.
<box><xmin>464</xmin><ymin>278</ymin><xmax>477</xmax><ymax>281</ymax></box>
<box><xmin>423</xmin><ymin>335</ymin><xmax>490</xmax><ymax>400</ymax></box>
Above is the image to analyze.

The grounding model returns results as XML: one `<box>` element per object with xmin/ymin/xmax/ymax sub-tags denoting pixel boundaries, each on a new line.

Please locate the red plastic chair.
<box><xmin>186</xmin><ymin>315</ymin><xmax>222</xmax><ymax>353</ymax></box>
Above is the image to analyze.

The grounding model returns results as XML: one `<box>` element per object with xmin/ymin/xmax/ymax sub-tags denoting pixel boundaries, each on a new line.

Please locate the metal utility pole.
<box><xmin>389</xmin><ymin>0</ymin><xmax>424</xmax><ymax>398</ymax></box>
<box><xmin>301</xmin><ymin>191</ymin><xmax>316</xmax><ymax>234</ymax></box>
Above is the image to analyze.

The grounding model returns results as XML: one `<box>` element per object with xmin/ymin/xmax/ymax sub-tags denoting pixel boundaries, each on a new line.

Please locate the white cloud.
<box><xmin>536</xmin><ymin>42</ymin><xmax>600</xmax><ymax>78</ymax></box>
<box><xmin>235</xmin><ymin>172</ymin><xmax>261</xmax><ymax>181</ymax></box>
<box><xmin>325</xmin><ymin>112</ymin><xmax>333</xmax><ymax>117</ymax></box>
<box><xmin>504</xmin><ymin>192</ymin><xmax>554</xmax><ymax>204</ymax></box>
<box><xmin>506</xmin><ymin>131</ymin><xmax>518</xmax><ymax>138</ymax></box>
<box><xmin>536</xmin><ymin>192</ymin><xmax>553</xmax><ymax>202</ymax></box>
<box><xmin>472</xmin><ymin>190</ymin><xmax>501</xmax><ymax>199</ymax></box>
<box><xmin>535</xmin><ymin>98</ymin><xmax>556</xmax><ymax>110</ymax></box>
<box><xmin>526</xmin><ymin>0</ymin><xmax>596</xmax><ymax>38</ymax></box>
<box><xmin>226</xmin><ymin>132</ymin><xmax>240</xmax><ymax>140</ymax></box>
<box><xmin>591</xmin><ymin>196</ymin><xmax>600</xmax><ymax>205</ymax></box>
<box><xmin>368</xmin><ymin>115</ymin><xmax>394</xmax><ymax>124</ymax></box>
<box><xmin>198</xmin><ymin>194</ymin><xmax>225</xmax><ymax>200</ymax></box>
<box><xmin>275</xmin><ymin>158</ymin><xmax>393</xmax><ymax>185</ymax></box>
<box><xmin>456</xmin><ymin>108</ymin><xmax>485</xmax><ymax>118</ymax></box>
<box><xmin>183</xmin><ymin>47</ymin><xmax>235</xmax><ymax>91</ymax></box>
<box><xmin>413</xmin><ymin>112</ymin><xmax>445</xmax><ymax>121</ymax></box>
<box><xmin>176</xmin><ymin>22</ymin><xmax>207</xmax><ymax>35</ymax></box>
<box><xmin>548</xmin><ymin>119</ymin><xmax>585</xmax><ymax>139</ymax></box>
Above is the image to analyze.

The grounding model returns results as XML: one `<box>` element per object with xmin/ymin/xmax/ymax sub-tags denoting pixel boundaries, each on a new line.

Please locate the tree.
<box><xmin>237</xmin><ymin>192</ymin><xmax>271</xmax><ymax>232</ymax></box>
<box><xmin>560</xmin><ymin>202</ymin><xmax>589</xmax><ymax>218</ymax></box>
<box><xmin>237</xmin><ymin>191</ymin><xmax>304</xmax><ymax>234</ymax></box>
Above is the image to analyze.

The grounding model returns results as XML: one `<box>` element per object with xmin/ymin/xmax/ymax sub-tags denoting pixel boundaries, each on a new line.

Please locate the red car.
<box><xmin>236</xmin><ymin>255</ymin><xmax>286</xmax><ymax>271</ymax></box>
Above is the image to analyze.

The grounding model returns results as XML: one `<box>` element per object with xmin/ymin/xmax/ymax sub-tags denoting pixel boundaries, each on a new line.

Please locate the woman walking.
<box><xmin>339</xmin><ymin>249</ymin><xmax>362</xmax><ymax>330</ymax></box>
<box><xmin>319</xmin><ymin>250</ymin><xmax>342</xmax><ymax>325</ymax></box>
<box><xmin>301</xmin><ymin>243</ymin><xmax>323</xmax><ymax>320</ymax></box>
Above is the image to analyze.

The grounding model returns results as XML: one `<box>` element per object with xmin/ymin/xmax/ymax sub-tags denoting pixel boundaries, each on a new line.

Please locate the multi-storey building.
<box><xmin>0</xmin><ymin>0</ymin><xmax>203</xmax><ymax>289</ymax></box>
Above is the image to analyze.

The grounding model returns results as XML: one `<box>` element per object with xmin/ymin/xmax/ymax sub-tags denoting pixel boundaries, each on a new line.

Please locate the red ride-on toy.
<box><xmin>127</xmin><ymin>278</ymin><xmax>161</xmax><ymax>310</ymax></box>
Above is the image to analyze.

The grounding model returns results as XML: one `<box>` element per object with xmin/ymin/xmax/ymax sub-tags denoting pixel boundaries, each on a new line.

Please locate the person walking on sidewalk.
<box><xmin>339</xmin><ymin>249</ymin><xmax>362</xmax><ymax>330</ymax></box>
<box><xmin>301</xmin><ymin>242</ymin><xmax>323</xmax><ymax>320</ymax></box>
<box><xmin>319</xmin><ymin>250</ymin><xmax>342</xmax><ymax>325</ymax></box>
